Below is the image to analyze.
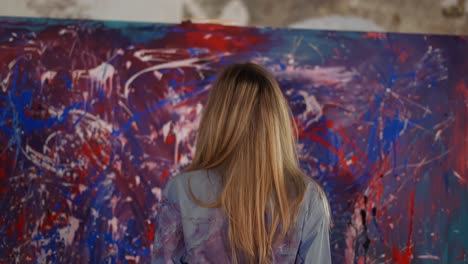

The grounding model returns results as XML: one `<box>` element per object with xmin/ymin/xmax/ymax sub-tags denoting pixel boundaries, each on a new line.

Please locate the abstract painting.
<box><xmin>0</xmin><ymin>17</ymin><xmax>467</xmax><ymax>263</ymax></box>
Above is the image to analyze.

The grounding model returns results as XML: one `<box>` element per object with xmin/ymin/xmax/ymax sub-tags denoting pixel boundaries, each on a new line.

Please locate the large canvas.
<box><xmin>0</xmin><ymin>17</ymin><xmax>467</xmax><ymax>263</ymax></box>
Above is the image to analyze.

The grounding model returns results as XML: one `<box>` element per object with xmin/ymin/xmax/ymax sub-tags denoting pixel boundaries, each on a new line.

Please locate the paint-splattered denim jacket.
<box><xmin>152</xmin><ymin>169</ymin><xmax>331</xmax><ymax>264</ymax></box>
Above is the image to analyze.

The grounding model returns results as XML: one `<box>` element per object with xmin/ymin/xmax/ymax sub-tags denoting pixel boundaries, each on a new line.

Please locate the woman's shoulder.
<box><xmin>161</xmin><ymin>169</ymin><xmax>220</xmax><ymax>201</ymax></box>
<box><xmin>302</xmin><ymin>178</ymin><xmax>330</xmax><ymax>221</ymax></box>
<box><xmin>164</xmin><ymin>169</ymin><xmax>217</xmax><ymax>187</ymax></box>
<box><xmin>303</xmin><ymin>178</ymin><xmax>325</xmax><ymax>197</ymax></box>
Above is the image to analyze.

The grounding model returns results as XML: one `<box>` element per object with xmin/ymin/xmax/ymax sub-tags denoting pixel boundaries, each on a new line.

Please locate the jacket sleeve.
<box><xmin>152</xmin><ymin>179</ymin><xmax>186</xmax><ymax>264</ymax></box>
<box><xmin>296</xmin><ymin>188</ymin><xmax>331</xmax><ymax>264</ymax></box>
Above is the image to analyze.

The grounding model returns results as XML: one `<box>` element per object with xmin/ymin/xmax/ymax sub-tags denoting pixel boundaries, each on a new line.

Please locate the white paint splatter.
<box><xmin>123</xmin><ymin>53</ymin><xmax>229</xmax><ymax>98</ymax></box>
<box><xmin>88</xmin><ymin>63</ymin><xmax>115</xmax><ymax>98</ymax></box>
<box><xmin>40</xmin><ymin>71</ymin><xmax>57</xmax><ymax>86</ymax></box>
<box><xmin>417</xmin><ymin>254</ymin><xmax>440</xmax><ymax>260</ymax></box>
<box><xmin>297</xmin><ymin>90</ymin><xmax>323</xmax><ymax>126</ymax></box>
<box><xmin>108</xmin><ymin>217</ymin><xmax>119</xmax><ymax>238</ymax></box>
<box><xmin>162</xmin><ymin>121</ymin><xmax>171</xmax><ymax>141</ymax></box>
<box><xmin>273</xmin><ymin>65</ymin><xmax>358</xmax><ymax>88</ymax></box>
<box><xmin>58</xmin><ymin>217</ymin><xmax>80</xmax><ymax>246</ymax></box>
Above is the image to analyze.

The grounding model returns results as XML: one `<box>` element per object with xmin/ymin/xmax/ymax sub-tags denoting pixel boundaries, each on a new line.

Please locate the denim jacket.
<box><xmin>152</xmin><ymin>169</ymin><xmax>331</xmax><ymax>264</ymax></box>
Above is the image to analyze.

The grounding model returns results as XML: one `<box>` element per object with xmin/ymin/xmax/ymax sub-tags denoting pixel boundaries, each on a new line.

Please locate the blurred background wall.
<box><xmin>1</xmin><ymin>0</ymin><xmax>468</xmax><ymax>35</ymax></box>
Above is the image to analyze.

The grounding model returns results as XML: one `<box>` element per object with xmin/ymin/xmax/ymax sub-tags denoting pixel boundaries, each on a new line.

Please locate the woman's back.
<box><xmin>152</xmin><ymin>169</ymin><xmax>331</xmax><ymax>263</ymax></box>
<box><xmin>152</xmin><ymin>63</ymin><xmax>330</xmax><ymax>263</ymax></box>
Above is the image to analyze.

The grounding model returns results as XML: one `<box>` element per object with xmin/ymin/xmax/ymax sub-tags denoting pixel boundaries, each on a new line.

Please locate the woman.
<box><xmin>152</xmin><ymin>63</ymin><xmax>331</xmax><ymax>264</ymax></box>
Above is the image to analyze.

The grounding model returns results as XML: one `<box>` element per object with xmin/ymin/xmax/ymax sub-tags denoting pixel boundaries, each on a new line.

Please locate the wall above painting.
<box><xmin>1</xmin><ymin>0</ymin><xmax>468</xmax><ymax>35</ymax></box>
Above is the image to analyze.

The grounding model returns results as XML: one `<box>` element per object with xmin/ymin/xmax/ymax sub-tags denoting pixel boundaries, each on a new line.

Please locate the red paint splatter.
<box><xmin>38</xmin><ymin>203</ymin><xmax>68</xmax><ymax>233</ymax></box>
<box><xmin>357</xmin><ymin>256</ymin><xmax>365</xmax><ymax>264</ymax></box>
<box><xmin>392</xmin><ymin>191</ymin><xmax>415</xmax><ymax>264</ymax></box>
<box><xmin>165</xmin><ymin>134</ymin><xmax>175</xmax><ymax>144</ymax></box>
<box><xmin>398</xmin><ymin>51</ymin><xmax>409</xmax><ymax>63</ymax></box>
<box><xmin>162</xmin><ymin>22</ymin><xmax>267</xmax><ymax>53</ymax></box>
<box><xmin>337</xmin><ymin>126</ymin><xmax>369</xmax><ymax>161</ymax></box>
<box><xmin>0</xmin><ymin>162</ymin><xmax>6</xmax><ymax>193</ymax></box>
<box><xmin>456</xmin><ymin>247</ymin><xmax>467</xmax><ymax>261</ymax></box>
<box><xmin>307</xmin><ymin>133</ymin><xmax>350</xmax><ymax>170</ymax></box>
<box><xmin>362</xmin><ymin>32</ymin><xmax>387</xmax><ymax>40</ymax></box>
<box><xmin>324</xmin><ymin>120</ymin><xmax>335</xmax><ymax>129</ymax></box>
<box><xmin>14</xmin><ymin>212</ymin><xmax>26</xmax><ymax>241</ymax></box>
<box><xmin>76</xmin><ymin>138</ymin><xmax>111</xmax><ymax>168</ymax></box>
<box><xmin>454</xmin><ymin>81</ymin><xmax>468</xmax><ymax>182</ymax></box>
<box><xmin>146</xmin><ymin>221</ymin><xmax>155</xmax><ymax>243</ymax></box>
<box><xmin>7</xmin><ymin>225</ymin><xmax>13</xmax><ymax>238</ymax></box>
<box><xmin>182</xmin><ymin>86</ymin><xmax>193</xmax><ymax>92</ymax></box>
<box><xmin>160</xmin><ymin>169</ymin><xmax>170</xmax><ymax>186</ymax></box>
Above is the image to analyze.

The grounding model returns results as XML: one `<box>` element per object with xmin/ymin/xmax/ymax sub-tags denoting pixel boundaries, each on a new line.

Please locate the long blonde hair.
<box><xmin>185</xmin><ymin>63</ymin><xmax>325</xmax><ymax>263</ymax></box>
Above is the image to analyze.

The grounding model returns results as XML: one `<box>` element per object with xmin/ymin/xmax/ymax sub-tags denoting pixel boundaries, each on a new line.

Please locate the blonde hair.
<box><xmin>186</xmin><ymin>63</ymin><xmax>327</xmax><ymax>263</ymax></box>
